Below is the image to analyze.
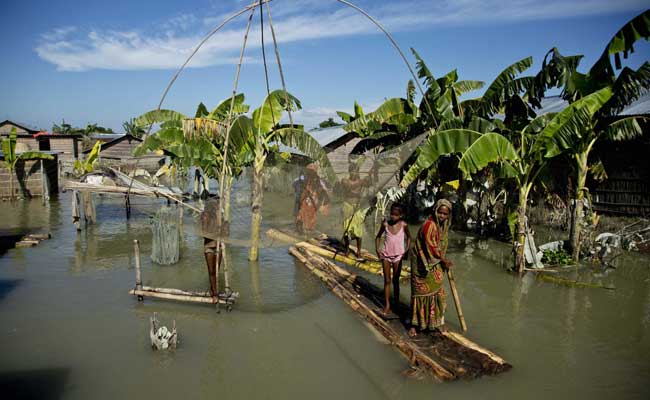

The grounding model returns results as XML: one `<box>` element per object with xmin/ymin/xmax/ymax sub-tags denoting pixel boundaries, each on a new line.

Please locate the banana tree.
<box><xmin>399</xmin><ymin>110</ymin><xmax>561</xmax><ymax>272</ymax></box>
<box><xmin>134</xmin><ymin>95</ymin><xmax>250</xmax><ymax>213</ymax></box>
<box><xmin>74</xmin><ymin>140</ymin><xmax>102</xmax><ymax>175</ymax></box>
<box><xmin>1</xmin><ymin>128</ymin><xmax>54</xmax><ymax>200</ymax></box>
<box><xmin>531</xmin><ymin>10</ymin><xmax>650</xmax><ymax>260</ymax></box>
<box><xmin>228</xmin><ymin>89</ymin><xmax>335</xmax><ymax>260</ymax></box>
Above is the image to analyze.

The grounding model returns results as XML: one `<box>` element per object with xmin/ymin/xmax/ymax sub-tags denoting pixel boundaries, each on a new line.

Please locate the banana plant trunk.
<box><xmin>570</xmin><ymin>152</ymin><xmax>589</xmax><ymax>262</ymax></box>
<box><xmin>249</xmin><ymin>148</ymin><xmax>266</xmax><ymax>261</ymax></box>
<box><xmin>9</xmin><ymin>170</ymin><xmax>15</xmax><ymax>200</ymax></box>
<box><xmin>514</xmin><ymin>186</ymin><xmax>528</xmax><ymax>273</ymax></box>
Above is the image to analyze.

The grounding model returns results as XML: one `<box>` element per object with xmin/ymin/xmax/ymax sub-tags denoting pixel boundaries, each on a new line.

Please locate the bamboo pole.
<box><xmin>134</xmin><ymin>239</ymin><xmax>143</xmax><ymax>301</ymax></box>
<box><xmin>446</xmin><ymin>269</ymin><xmax>467</xmax><ymax>332</ymax></box>
<box><xmin>265</xmin><ymin>229</ymin><xmax>409</xmax><ymax>278</ymax></box>
<box><xmin>129</xmin><ymin>289</ymin><xmax>230</xmax><ymax>305</ymax></box>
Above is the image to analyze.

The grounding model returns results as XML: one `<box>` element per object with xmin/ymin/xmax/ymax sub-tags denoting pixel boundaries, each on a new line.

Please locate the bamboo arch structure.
<box><xmin>132</xmin><ymin>0</ymin><xmax>437</xmax><ymax>309</ymax></box>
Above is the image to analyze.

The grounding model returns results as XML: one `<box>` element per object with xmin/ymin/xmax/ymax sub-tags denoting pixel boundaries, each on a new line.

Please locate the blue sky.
<box><xmin>1</xmin><ymin>0</ymin><xmax>648</xmax><ymax>132</ymax></box>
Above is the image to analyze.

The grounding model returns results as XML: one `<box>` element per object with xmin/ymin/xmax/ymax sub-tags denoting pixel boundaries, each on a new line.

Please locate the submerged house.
<box><xmin>535</xmin><ymin>94</ymin><xmax>650</xmax><ymax>216</ymax></box>
<box><xmin>83</xmin><ymin>133</ymin><xmax>163</xmax><ymax>171</ymax></box>
<box><xmin>0</xmin><ymin>120</ymin><xmax>81</xmax><ymax>161</ymax></box>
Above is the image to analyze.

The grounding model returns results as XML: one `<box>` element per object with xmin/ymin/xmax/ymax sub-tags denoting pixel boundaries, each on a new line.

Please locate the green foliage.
<box><xmin>541</xmin><ymin>248</ymin><xmax>573</xmax><ymax>266</ymax></box>
<box><xmin>252</xmin><ymin>90</ymin><xmax>301</xmax><ymax>134</ymax></box>
<box><xmin>458</xmin><ymin>132</ymin><xmax>520</xmax><ymax>178</ymax></box>
<box><xmin>318</xmin><ymin>118</ymin><xmax>342</xmax><ymax>129</ymax></box>
<box><xmin>540</xmin><ymin>87</ymin><xmax>613</xmax><ymax>157</ymax></box>
<box><xmin>74</xmin><ymin>140</ymin><xmax>102</xmax><ymax>175</ymax></box>
<box><xmin>208</xmin><ymin>93</ymin><xmax>250</xmax><ymax>120</ymax></box>
<box><xmin>590</xmin><ymin>10</ymin><xmax>650</xmax><ymax>81</ymax></box>
<box><xmin>122</xmin><ymin>118</ymin><xmax>146</xmax><ymax>138</ymax></box>
<box><xmin>195</xmin><ymin>102</ymin><xmax>209</xmax><ymax>118</ymax></box>
<box><xmin>134</xmin><ymin>109</ymin><xmax>188</xmax><ymax>128</ymax></box>
<box><xmin>1</xmin><ymin>128</ymin><xmax>54</xmax><ymax>169</ymax></box>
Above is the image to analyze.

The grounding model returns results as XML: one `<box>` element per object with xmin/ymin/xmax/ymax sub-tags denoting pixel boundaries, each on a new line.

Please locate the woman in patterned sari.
<box><xmin>409</xmin><ymin>198</ymin><xmax>454</xmax><ymax>337</ymax></box>
<box><xmin>296</xmin><ymin>163</ymin><xmax>329</xmax><ymax>233</ymax></box>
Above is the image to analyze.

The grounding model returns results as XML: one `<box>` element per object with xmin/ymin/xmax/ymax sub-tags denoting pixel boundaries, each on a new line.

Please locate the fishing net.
<box><xmin>256</xmin><ymin>129</ymin><xmax>430</xmax><ymax>245</ymax></box>
<box><xmin>151</xmin><ymin>206</ymin><xmax>181</xmax><ymax>264</ymax></box>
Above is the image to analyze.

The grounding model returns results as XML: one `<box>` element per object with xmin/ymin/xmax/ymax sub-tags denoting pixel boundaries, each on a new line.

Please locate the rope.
<box><xmin>333</xmin><ymin>0</ymin><xmax>436</xmax><ymax>128</ymax></box>
<box><xmin>265</xmin><ymin>1</ymin><xmax>294</xmax><ymax>127</ymax></box>
<box><xmin>213</xmin><ymin>5</ymin><xmax>257</xmax><ymax>310</ymax></box>
<box><xmin>126</xmin><ymin>0</ymin><xmax>274</xmax><ymax>209</ymax></box>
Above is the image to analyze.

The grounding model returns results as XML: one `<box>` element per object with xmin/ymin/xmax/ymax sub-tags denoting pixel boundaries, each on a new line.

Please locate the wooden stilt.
<box><xmin>134</xmin><ymin>239</ymin><xmax>143</xmax><ymax>301</ymax></box>
<box><xmin>72</xmin><ymin>190</ymin><xmax>81</xmax><ymax>231</ymax></box>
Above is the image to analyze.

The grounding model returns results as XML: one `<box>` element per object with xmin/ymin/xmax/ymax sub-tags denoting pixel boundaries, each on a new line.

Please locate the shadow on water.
<box><xmin>0</xmin><ymin>279</ymin><xmax>22</xmax><ymax>302</ymax></box>
<box><xmin>0</xmin><ymin>367</ymin><xmax>70</xmax><ymax>400</ymax></box>
<box><xmin>0</xmin><ymin>233</ymin><xmax>25</xmax><ymax>256</ymax></box>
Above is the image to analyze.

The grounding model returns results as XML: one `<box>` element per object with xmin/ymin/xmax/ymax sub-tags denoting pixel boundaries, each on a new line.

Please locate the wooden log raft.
<box><xmin>289</xmin><ymin>246</ymin><xmax>511</xmax><ymax>381</ymax></box>
<box><xmin>266</xmin><ymin>228</ymin><xmax>409</xmax><ymax>279</ymax></box>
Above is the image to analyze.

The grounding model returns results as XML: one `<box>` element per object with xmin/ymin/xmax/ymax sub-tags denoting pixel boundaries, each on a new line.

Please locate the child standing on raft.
<box><xmin>375</xmin><ymin>203</ymin><xmax>411</xmax><ymax>317</ymax></box>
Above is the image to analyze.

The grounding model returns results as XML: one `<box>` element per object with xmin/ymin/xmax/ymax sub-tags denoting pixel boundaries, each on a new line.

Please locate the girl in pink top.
<box><xmin>375</xmin><ymin>204</ymin><xmax>412</xmax><ymax>317</ymax></box>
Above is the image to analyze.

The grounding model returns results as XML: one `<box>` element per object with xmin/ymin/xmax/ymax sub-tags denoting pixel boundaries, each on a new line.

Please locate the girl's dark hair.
<box><xmin>390</xmin><ymin>203</ymin><xmax>404</xmax><ymax>214</ymax></box>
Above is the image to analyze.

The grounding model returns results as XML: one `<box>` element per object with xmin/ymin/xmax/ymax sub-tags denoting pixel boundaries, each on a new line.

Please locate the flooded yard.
<box><xmin>1</xmin><ymin>189</ymin><xmax>649</xmax><ymax>399</ymax></box>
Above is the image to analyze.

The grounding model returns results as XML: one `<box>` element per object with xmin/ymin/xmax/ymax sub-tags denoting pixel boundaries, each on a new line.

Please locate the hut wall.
<box><xmin>100</xmin><ymin>138</ymin><xmax>141</xmax><ymax>159</ymax></box>
<box><xmin>15</xmin><ymin>137</ymin><xmax>40</xmax><ymax>150</ymax></box>
<box><xmin>0</xmin><ymin>122</ymin><xmax>31</xmax><ymax>135</ymax></box>
<box><xmin>0</xmin><ymin>156</ymin><xmax>59</xmax><ymax>199</ymax></box>
<box><xmin>49</xmin><ymin>137</ymin><xmax>79</xmax><ymax>160</ymax></box>
<box><xmin>590</xmin><ymin>134</ymin><xmax>650</xmax><ymax>217</ymax></box>
<box><xmin>326</xmin><ymin>137</ymin><xmax>363</xmax><ymax>179</ymax></box>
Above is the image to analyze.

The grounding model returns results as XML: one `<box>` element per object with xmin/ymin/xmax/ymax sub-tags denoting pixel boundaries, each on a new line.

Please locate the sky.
<box><xmin>1</xmin><ymin>0</ymin><xmax>649</xmax><ymax>132</ymax></box>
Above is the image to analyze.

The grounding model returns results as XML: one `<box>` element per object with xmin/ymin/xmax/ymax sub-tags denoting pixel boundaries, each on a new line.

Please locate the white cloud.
<box><xmin>36</xmin><ymin>0</ymin><xmax>648</xmax><ymax>71</ymax></box>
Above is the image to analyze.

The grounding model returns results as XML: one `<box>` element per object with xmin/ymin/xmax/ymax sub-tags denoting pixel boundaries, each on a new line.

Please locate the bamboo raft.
<box><xmin>288</xmin><ymin>245</ymin><xmax>511</xmax><ymax>381</ymax></box>
<box><xmin>266</xmin><ymin>229</ymin><xmax>410</xmax><ymax>279</ymax></box>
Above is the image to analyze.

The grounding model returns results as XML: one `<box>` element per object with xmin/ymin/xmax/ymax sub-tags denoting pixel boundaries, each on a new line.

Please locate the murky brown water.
<box><xmin>1</xmin><ymin>182</ymin><xmax>649</xmax><ymax>399</ymax></box>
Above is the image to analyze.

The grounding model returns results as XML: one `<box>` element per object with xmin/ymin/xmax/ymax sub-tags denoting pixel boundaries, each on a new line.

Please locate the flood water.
<box><xmin>1</xmin><ymin>184</ymin><xmax>649</xmax><ymax>399</ymax></box>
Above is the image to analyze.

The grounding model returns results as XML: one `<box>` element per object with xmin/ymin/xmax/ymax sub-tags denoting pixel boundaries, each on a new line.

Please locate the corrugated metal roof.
<box><xmin>535</xmin><ymin>92</ymin><xmax>650</xmax><ymax>116</ymax></box>
<box><xmin>308</xmin><ymin>126</ymin><xmax>348</xmax><ymax>146</ymax></box>
<box><xmin>619</xmin><ymin>91</ymin><xmax>650</xmax><ymax>116</ymax></box>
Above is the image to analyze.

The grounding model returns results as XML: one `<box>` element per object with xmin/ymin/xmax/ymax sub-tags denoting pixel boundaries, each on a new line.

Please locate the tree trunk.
<box><xmin>249</xmin><ymin>149</ymin><xmax>266</xmax><ymax>261</ymax></box>
<box><xmin>570</xmin><ymin>152</ymin><xmax>589</xmax><ymax>262</ymax></box>
<box><xmin>514</xmin><ymin>187</ymin><xmax>528</xmax><ymax>273</ymax></box>
<box><xmin>9</xmin><ymin>170</ymin><xmax>14</xmax><ymax>200</ymax></box>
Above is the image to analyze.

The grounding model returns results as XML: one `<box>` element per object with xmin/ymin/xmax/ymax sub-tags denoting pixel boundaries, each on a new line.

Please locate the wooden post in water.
<box><xmin>134</xmin><ymin>239</ymin><xmax>143</xmax><ymax>301</ymax></box>
<box><xmin>446</xmin><ymin>269</ymin><xmax>467</xmax><ymax>332</ymax></box>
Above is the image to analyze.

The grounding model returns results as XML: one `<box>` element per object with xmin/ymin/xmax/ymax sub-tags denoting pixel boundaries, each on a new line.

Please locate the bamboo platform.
<box><xmin>288</xmin><ymin>246</ymin><xmax>511</xmax><ymax>381</ymax></box>
<box><xmin>128</xmin><ymin>239</ymin><xmax>238</xmax><ymax>309</ymax></box>
<box><xmin>266</xmin><ymin>228</ymin><xmax>410</xmax><ymax>279</ymax></box>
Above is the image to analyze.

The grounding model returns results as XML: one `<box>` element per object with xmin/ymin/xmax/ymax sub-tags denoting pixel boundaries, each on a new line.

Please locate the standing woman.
<box><xmin>409</xmin><ymin>199</ymin><xmax>454</xmax><ymax>337</ymax></box>
<box><xmin>295</xmin><ymin>163</ymin><xmax>329</xmax><ymax>234</ymax></box>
